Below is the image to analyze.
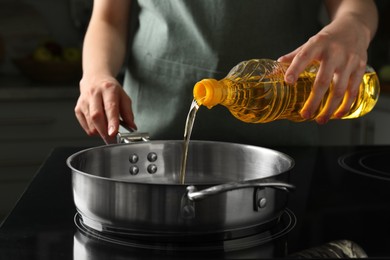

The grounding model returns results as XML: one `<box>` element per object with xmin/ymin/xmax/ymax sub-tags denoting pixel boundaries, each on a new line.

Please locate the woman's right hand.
<box><xmin>75</xmin><ymin>74</ymin><xmax>137</xmax><ymax>144</ymax></box>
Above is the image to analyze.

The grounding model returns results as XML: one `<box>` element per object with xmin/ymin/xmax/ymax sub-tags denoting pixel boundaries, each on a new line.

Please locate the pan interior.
<box><xmin>68</xmin><ymin>141</ymin><xmax>293</xmax><ymax>184</ymax></box>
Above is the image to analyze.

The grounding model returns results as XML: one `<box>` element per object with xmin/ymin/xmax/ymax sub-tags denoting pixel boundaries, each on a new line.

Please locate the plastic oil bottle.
<box><xmin>193</xmin><ymin>59</ymin><xmax>380</xmax><ymax>123</ymax></box>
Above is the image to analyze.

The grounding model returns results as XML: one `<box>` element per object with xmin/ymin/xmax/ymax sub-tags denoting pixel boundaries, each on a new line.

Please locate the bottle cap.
<box><xmin>193</xmin><ymin>79</ymin><xmax>222</xmax><ymax>108</ymax></box>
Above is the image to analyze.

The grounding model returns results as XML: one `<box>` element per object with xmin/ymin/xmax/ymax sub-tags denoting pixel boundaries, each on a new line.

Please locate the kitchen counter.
<box><xmin>0</xmin><ymin>145</ymin><xmax>390</xmax><ymax>259</ymax></box>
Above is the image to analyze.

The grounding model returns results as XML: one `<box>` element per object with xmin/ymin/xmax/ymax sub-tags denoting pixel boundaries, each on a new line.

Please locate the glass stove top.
<box><xmin>0</xmin><ymin>145</ymin><xmax>390</xmax><ymax>259</ymax></box>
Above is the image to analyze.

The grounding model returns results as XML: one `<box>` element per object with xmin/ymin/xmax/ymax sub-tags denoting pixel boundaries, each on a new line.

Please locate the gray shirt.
<box><xmin>124</xmin><ymin>0</ymin><xmax>323</xmax><ymax>146</ymax></box>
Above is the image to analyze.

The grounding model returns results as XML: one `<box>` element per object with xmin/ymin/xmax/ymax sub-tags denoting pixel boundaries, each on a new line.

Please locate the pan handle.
<box><xmin>186</xmin><ymin>179</ymin><xmax>295</xmax><ymax>201</ymax></box>
<box><xmin>116</xmin><ymin>120</ymin><xmax>150</xmax><ymax>143</ymax></box>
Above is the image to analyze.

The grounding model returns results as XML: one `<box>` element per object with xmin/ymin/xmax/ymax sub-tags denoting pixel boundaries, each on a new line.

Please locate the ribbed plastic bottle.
<box><xmin>193</xmin><ymin>59</ymin><xmax>380</xmax><ymax>123</ymax></box>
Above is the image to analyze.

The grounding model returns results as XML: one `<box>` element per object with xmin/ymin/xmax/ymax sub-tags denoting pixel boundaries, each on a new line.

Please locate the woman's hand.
<box><xmin>74</xmin><ymin>0</ymin><xmax>133</xmax><ymax>143</ymax></box>
<box><xmin>75</xmin><ymin>74</ymin><xmax>136</xmax><ymax>144</ymax></box>
<box><xmin>278</xmin><ymin>0</ymin><xmax>378</xmax><ymax>124</ymax></box>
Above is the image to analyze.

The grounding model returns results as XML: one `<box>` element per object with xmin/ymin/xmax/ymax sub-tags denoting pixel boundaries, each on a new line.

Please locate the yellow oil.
<box><xmin>179</xmin><ymin>99</ymin><xmax>199</xmax><ymax>184</ymax></box>
<box><xmin>195</xmin><ymin>60</ymin><xmax>380</xmax><ymax>123</ymax></box>
<box><xmin>183</xmin><ymin>60</ymin><xmax>380</xmax><ymax>184</ymax></box>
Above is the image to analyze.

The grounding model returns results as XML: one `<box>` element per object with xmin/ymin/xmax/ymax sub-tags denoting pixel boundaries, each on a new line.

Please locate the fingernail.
<box><xmin>334</xmin><ymin>111</ymin><xmax>345</xmax><ymax>118</ymax></box>
<box><xmin>286</xmin><ymin>75</ymin><xmax>295</xmax><ymax>84</ymax></box>
<box><xmin>316</xmin><ymin>116</ymin><xmax>328</xmax><ymax>125</ymax></box>
<box><xmin>108</xmin><ymin>125</ymin><xmax>115</xmax><ymax>136</ymax></box>
<box><xmin>300</xmin><ymin>110</ymin><xmax>311</xmax><ymax>119</ymax></box>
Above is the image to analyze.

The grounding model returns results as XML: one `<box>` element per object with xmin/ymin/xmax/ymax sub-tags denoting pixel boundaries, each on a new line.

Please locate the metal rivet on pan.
<box><xmin>182</xmin><ymin>205</ymin><xmax>195</xmax><ymax>219</ymax></box>
<box><xmin>147</xmin><ymin>152</ymin><xmax>158</xmax><ymax>162</ymax></box>
<box><xmin>258</xmin><ymin>198</ymin><xmax>267</xmax><ymax>208</ymax></box>
<box><xmin>147</xmin><ymin>164</ymin><xmax>157</xmax><ymax>174</ymax></box>
<box><xmin>129</xmin><ymin>165</ymin><xmax>139</xmax><ymax>175</ymax></box>
<box><xmin>129</xmin><ymin>154</ymin><xmax>139</xmax><ymax>164</ymax></box>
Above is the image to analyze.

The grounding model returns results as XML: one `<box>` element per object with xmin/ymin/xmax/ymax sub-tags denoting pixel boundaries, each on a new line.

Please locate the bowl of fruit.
<box><xmin>13</xmin><ymin>40</ymin><xmax>82</xmax><ymax>85</ymax></box>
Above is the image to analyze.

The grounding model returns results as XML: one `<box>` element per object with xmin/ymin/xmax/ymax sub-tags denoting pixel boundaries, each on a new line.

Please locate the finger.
<box><xmin>119</xmin><ymin>92</ymin><xmax>137</xmax><ymax>130</ymax></box>
<box><xmin>75</xmin><ymin>99</ymin><xmax>97</xmax><ymax>135</ymax></box>
<box><xmin>315</xmin><ymin>70</ymin><xmax>349</xmax><ymax>124</ymax></box>
<box><xmin>89</xmin><ymin>92</ymin><xmax>110</xmax><ymax>142</ymax></box>
<box><xmin>334</xmin><ymin>67</ymin><xmax>365</xmax><ymax>118</ymax></box>
<box><xmin>300</xmin><ymin>62</ymin><xmax>334</xmax><ymax>121</ymax></box>
<box><xmin>75</xmin><ymin>108</ymin><xmax>94</xmax><ymax>135</ymax></box>
<box><xmin>102</xmin><ymin>88</ymin><xmax>120</xmax><ymax>137</ymax></box>
<box><xmin>284</xmin><ymin>46</ymin><xmax>319</xmax><ymax>84</ymax></box>
<box><xmin>277</xmin><ymin>47</ymin><xmax>301</xmax><ymax>63</ymax></box>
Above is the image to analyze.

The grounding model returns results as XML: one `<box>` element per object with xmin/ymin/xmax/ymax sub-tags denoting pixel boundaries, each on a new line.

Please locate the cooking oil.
<box><xmin>179</xmin><ymin>99</ymin><xmax>200</xmax><ymax>184</ymax></box>
<box><xmin>193</xmin><ymin>59</ymin><xmax>380</xmax><ymax>123</ymax></box>
<box><xmin>181</xmin><ymin>59</ymin><xmax>380</xmax><ymax>184</ymax></box>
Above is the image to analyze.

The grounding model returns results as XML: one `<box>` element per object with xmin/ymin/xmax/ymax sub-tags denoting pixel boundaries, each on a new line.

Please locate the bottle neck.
<box><xmin>193</xmin><ymin>79</ymin><xmax>225</xmax><ymax>108</ymax></box>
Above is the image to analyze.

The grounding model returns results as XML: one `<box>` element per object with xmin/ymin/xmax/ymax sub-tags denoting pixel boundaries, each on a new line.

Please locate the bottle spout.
<box><xmin>193</xmin><ymin>79</ymin><xmax>223</xmax><ymax>108</ymax></box>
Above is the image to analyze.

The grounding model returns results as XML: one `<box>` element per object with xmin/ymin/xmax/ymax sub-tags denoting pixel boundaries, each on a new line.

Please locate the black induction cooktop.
<box><xmin>1</xmin><ymin>145</ymin><xmax>390</xmax><ymax>259</ymax></box>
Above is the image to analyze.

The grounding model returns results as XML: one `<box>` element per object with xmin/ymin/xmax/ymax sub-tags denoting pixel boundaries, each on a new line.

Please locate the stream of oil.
<box><xmin>179</xmin><ymin>99</ymin><xmax>200</xmax><ymax>184</ymax></box>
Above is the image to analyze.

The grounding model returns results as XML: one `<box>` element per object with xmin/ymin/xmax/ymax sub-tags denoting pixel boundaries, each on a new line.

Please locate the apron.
<box><xmin>123</xmin><ymin>0</ymin><xmax>323</xmax><ymax>146</ymax></box>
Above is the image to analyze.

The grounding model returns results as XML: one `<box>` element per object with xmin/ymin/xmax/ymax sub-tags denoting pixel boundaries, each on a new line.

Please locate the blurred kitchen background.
<box><xmin>0</xmin><ymin>0</ymin><xmax>99</xmax><ymax>222</ymax></box>
<box><xmin>0</xmin><ymin>0</ymin><xmax>390</xmax><ymax>222</ymax></box>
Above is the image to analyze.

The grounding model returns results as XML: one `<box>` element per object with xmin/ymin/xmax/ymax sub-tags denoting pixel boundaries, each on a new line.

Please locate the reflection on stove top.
<box><xmin>339</xmin><ymin>148</ymin><xmax>390</xmax><ymax>181</ymax></box>
<box><xmin>73</xmin><ymin>209</ymin><xmax>296</xmax><ymax>259</ymax></box>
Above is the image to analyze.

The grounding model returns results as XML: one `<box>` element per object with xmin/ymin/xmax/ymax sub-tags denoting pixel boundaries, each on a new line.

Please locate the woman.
<box><xmin>75</xmin><ymin>0</ymin><xmax>378</xmax><ymax>145</ymax></box>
